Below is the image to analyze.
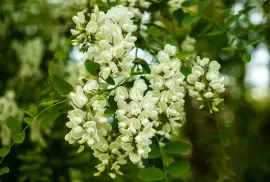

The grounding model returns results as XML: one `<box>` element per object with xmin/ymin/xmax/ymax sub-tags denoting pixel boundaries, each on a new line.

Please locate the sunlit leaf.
<box><xmin>242</xmin><ymin>53</ymin><xmax>251</xmax><ymax>63</ymax></box>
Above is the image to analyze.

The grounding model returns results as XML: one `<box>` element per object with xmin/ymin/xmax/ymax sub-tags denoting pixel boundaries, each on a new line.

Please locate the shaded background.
<box><xmin>0</xmin><ymin>0</ymin><xmax>270</xmax><ymax>181</ymax></box>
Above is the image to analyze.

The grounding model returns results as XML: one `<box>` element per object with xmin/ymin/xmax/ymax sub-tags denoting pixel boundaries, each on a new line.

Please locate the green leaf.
<box><xmin>182</xmin><ymin>0</ymin><xmax>196</xmax><ymax>7</ymax></box>
<box><xmin>242</xmin><ymin>53</ymin><xmax>251</xmax><ymax>63</ymax></box>
<box><xmin>245</xmin><ymin>39</ymin><xmax>262</xmax><ymax>47</ymax></box>
<box><xmin>40</xmin><ymin>109</ymin><xmax>61</xmax><ymax>126</ymax></box>
<box><xmin>213</xmin><ymin>9</ymin><xmax>230</xmax><ymax>19</ymax></box>
<box><xmin>134</xmin><ymin>58</ymin><xmax>150</xmax><ymax>73</ymax></box>
<box><xmin>221</xmin><ymin>135</ymin><xmax>230</xmax><ymax>147</ymax></box>
<box><xmin>51</xmin><ymin>75</ymin><xmax>73</xmax><ymax>96</ymax></box>
<box><xmin>147</xmin><ymin>25</ymin><xmax>165</xmax><ymax>37</ymax></box>
<box><xmin>39</xmin><ymin>100</ymin><xmax>59</xmax><ymax>107</ymax></box>
<box><xmin>0</xmin><ymin>147</ymin><xmax>9</xmax><ymax>157</ymax></box>
<box><xmin>164</xmin><ymin>141</ymin><xmax>191</xmax><ymax>154</ymax></box>
<box><xmin>77</xmin><ymin>145</ymin><xmax>84</xmax><ymax>153</ymax></box>
<box><xmin>138</xmin><ymin>168</ymin><xmax>166</xmax><ymax>181</ymax></box>
<box><xmin>12</xmin><ymin>131</ymin><xmax>25</xmax><ymax>144</ymax></box>
<box><xmin>6</xmin><ymin>116</ymin><xmax>22</xmax><ymax>134</ymax></box>
<box><xmin>225</xmin><ymin>7</ymin><xmax>254</xmax><ymax>28</ymax></box>
<box><xmin>105</xmin><ymin>96</ymin><xmax>117</xmax><ymax>115</ymax></box>
<box><xmin>182</xmin><ymin>15</ymin><xmax>201</xmax><ymax>26</ymax></box>
<box><xmin>205</xmin><ymin>29</ymin><xmax>224</xmax><ymax>36</ymax></box>
<box><xmin>222</xmin><ymin>46</ymin><xmax>242</xmax><ymax>51</ymax></box>
<box><xmin>105</xmin><ymin>77</ymin><xmax>115</xmax><ymax>85</ymax></box>
<box><xmin>167</xmin><ymin>161</ymin><xmax>190</xmax><ymax>174</ymax></box>
<box><xmin>0</xmin><ymin>167</ymin><xmax>9</xmax><ymax>175</ymax></box>
<box><xmin>148</xmin><ymin>143</ymin><xmax>160</xmax><ymax>159</ymax></box>
<box><xmin>199</xmin><ymin>0</ymin><xmax>211</xmax><ymax>12</ymax></box>
<box><xmin>24</xmin><ymin>105</ymin><xmax>38</xmax><ymax>117</ymax></box>
<box><xmin>24</xmin><ymin>117</ymin><xmax>33</xmax><ymax>125</ymax></box>
<box><xmin>85</xmin><ymin>60</ymin><xmax>100</xmax><ymax>76</ymax></box>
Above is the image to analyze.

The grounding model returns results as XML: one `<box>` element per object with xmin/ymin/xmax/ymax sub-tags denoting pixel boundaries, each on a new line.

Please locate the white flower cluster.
<box><xmin>168</xmin><ymin>0</ymin><xmax>187</xmax><ymax>12</ymax></box>
<box><xmin>119</xmin><ymin>0</ymin><xmax>152</xmax><ymax>9</ymax></box>
<box><xmin>12</xmin><ymin>38</ymin><xmax>44</xmax><ymax>78</ymax></box>
<box><xmin>187</xmin><ymin>56</ymin><xmax>225</xmax><ymax>112</ymax></box>
<box><xmin>148</xmin><ymin>44</ymin><xmax>186</xmax><ymax>137</ymax></box>
<box><xmin>0</xmin><ymin>91</ymin><xmax>24</xmax><ymax>145</ymax></box>
<box><xmin>181</xmin><ymin>36</ymin><xmax>196</xmax><ymax>52</ymax></box>
<box><xmin>71</xmin><ymin>5</ymin><xmax>137</xmax><ymax>80</ymax></box>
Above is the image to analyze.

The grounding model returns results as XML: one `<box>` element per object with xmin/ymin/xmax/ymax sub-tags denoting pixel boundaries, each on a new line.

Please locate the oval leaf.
<box><xmin>242</xmin><ymin>53</ymin><xmax>251</xmax><ymax>63</ymax></box>
<box><xmin>148</xmin><ymin>143</ymin><xmax>161</xmax><ymax>159</ymax></box>
<box><xmin>6</xmin><ymin>116</ymin><xmax>21</xmax><ymax>134</ymax></box>
<box><xmin>167</xmin><ymin>161</ymin><xmax>190</xmax><ymax>175</ymax></box>
<box><xmin>12</xmin><ymin>131</ymin><xmax>25</xmax><ymax>144</ymax></box>
<box><xmin>138</xmin><ymin>168</ymin><xmax>166</xmax><ymax>181</ymax></box>
<box><xmin>0</xmin><ymin>147</ymin><xmax>9</xmax><ymax>157</ymax></box>
<box><xmin>164</xmin><ymin>141</ymin><xmax>191</xmax><ymax>154</ymax></box>
<box><xmin>85</xmin><ymin>60</ymin><xmax>100</xmax><ymax>76</ymax></box>
<box><xmin>0</xmin><ymin>167</ymin><xmax>9</xmax><ymax>175</ymax></box>
<box><xmin>24</xmin><ymin>117</ymin><xmax>33</xmax><ymax>125</ymax></box>
<box><xmin>24</xmin><ymin>105</ymin><xmax>38</xmax><ymax>117</ymax></box>
<box><xmin>52</xmin><ymin>75</ymin><xmax>73</xmax><ymax>95</ymax></box>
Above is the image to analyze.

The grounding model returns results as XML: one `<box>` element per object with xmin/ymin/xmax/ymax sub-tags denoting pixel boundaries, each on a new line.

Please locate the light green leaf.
<box><xmin>24</xmin><ymin>105</ymin><xmax>38</xmax><ymax>117</ymax></box>
<box><xmin>85</xmin><ymin>60</ymin><xmax>100</xmax><ymax>76</ymax></box>
<box><xmin>0</xmin><ymin>147</ymin><xmax>9</xmax><ymax>157</ymax></box>
<box><xmin>39</xmin><ymin>100</ymin><xmax>59</xmax><ymax>107</ymax></box>
<box><xmin>138</xmin><ymin>168</ymin><xmax>166</xmax><ymax>181</ymax></box>
<box><xmin>167</xmin><ymin>161</ymin><xmax>190</xmax><ymax>174</ymax></box>
<box><xmin>0</xmin><ymin>167</ymin><xmax>9</xmax><ymax>175</ymax></box>
<box><xmin>242</xmin><ymin>53</ymin><xmax>251</xmax><ymax>63</ymax></box>
<box><xmin>24</xmin><ymin>117</ymin><xmax>33</xmax><ymax>125</ymax></box>
<box><xmin>164</xmin><ymin>141</ymin><xmax>191</xmax><ymax>154</ymax></box>
<box><xmin>6</xmin><ymin>116</ymin><xmax>22</xmax><ymax>134</ymax></box>
<box><xmin>182</xmin><ymin>15</ymin><xmax>201</xmax><ymax>26</ymax></box>
<box><xmin>147</xmin><ymin>26</ymin><xmax>165</xmax><ymax>37</ymax></box>
<box><xmin>199</xmin><ymin>0</ymin><xmax>211</xmax><ymax>12</ymax></box>
<box><xmin>148</xmin><ymin>143</ymin><xmax>160</xmax><ymax>159</ymax></box>
<box><xmin>52</xmin><ymin>75</ymin><xmax>73</xmax><ymax>96</ymax></box>
<box><xmin>222</xmin><ymin>46</ymin><xmax>242</xmax><ymax>51</ymax></box>
<box><xmin>77</xmin><ymin>145</ymin><xmax>84</xmax><ymax>153</ymax></box>
<box><xmin>12</xmin><ymin>131</ymin><xmax>25</xmax><ymax>144</ymax></box>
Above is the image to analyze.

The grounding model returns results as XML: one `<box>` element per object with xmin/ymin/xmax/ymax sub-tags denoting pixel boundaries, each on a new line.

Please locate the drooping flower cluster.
<box><xmin>0</xmin><ymin>91</ymin><xmax>24</xmax><ymax>145</ymax></box>
<box><xmin>71</xmin><ymin>5</ymin><xmax>137</xmax><ymax>80</ymax></box>
<box><xmin>187</xmin><ymin>56</ymin><xmax>225</xmax><ymax>113</ymax></box>
<box><xmin>65</xmin><ymin>5</ymin><xmax>226</xmax><ymax>178</ymax></box>
<box><xmin>148</xmin><ymin>44</ymin><xmax>186</xmax><ymax>137</ymax></box>
<box><xmin>119</xmin><ymin>0</ymin><xmax>152</xmax><ymax>9</ymax></box>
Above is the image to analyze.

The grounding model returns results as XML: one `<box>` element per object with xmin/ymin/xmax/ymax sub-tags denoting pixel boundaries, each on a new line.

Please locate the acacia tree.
<box><xmin>0</xmin><ymin>0</ymin><xmax>269</xmax><ymax>182</ymax></box>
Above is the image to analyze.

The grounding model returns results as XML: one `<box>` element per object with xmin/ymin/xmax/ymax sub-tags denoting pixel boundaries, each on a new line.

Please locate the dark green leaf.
<box><xmin>24</xmin><ymin>105</ymin><xmax>38</xmax><ymax>117</ymax></box>
<box><xmin>6</xmin><ymin>116</ymin><xmax>22</xmax><ymax>134</ymax></box>
<box><xmin>182</xmin><ymin>15</ymin><xmax>201</xmax><ymax>26</ymax></box>
<box><xmin>138</xmin><ymin>168</ymin><xmax>166</xmax><ymax>181</ymax></box>
<box><xmin>213</xmin><ymin>9</ymin><xmax>230</xmax><ymax>19</ymax></box>
<box><xmin>0</xmin><ymin>147</ymin><xmax>9</xmax><ymax>157</ymax></box>
<box><xmin>40</xmin><ymin>109</ymin><xmax>61</xmax><ymax>126</ymax></box>
<box><xmin>51</xmin><ymin>75</ymin><xmax>73</xmax><ymax>95</ymax></box>
<box><xmin>134</xmin><ymin>58</ymin><xmax>150</xmax><ymax>73</ymax></box>
<box><xmin>105</xmin><ymin>96</ymin><xmax>117</xmax><ymax>115</ymax></box>
<box><xmin>221</xmin><ymin>135</ymin><xmax>230</xmax><ymax>146</ymax></box>
<box><xmin>225</xmin><ymin>7</ymin><xmax>254</xmax><ymax>28</ymax></box>
<box><xmin>148</xmin><ymin>143</ymin><xmax>160</xmax><ymax>159</ymax></box>
<box><xmin>205</xmin><ymin>29</ymin><xmax>224</xmax><ymax>36</ymax></box>
<box><xmin>105</xmin><ymin>77</ymin><xmax>115</xmax><ymax>85</ymax></box>
<box><xmin>182</xmin><ymin>0</ymin><xmax>196</xmax><ymax>7</ymax></box>
<box><xmin>164</xmin><ymin>141</ymin><xmax>191</xmax><ymax>154</ymax></box>
<box><xmin>85</xmin><ymin>60</ymin><xmax>100</xmax><ymax>76</ymax></box>
<box><xmin>0</xmin><ymin>167</ymin><xmax>9</xmax><ymax>175</ymax></box>
<box><xmin>147</xmin><ymin>25</ymin><xmax>165</xmax><ymax>37</ymax></box>
<box><xmin>199</xmin><ymin>0</ymin><xmax>211</xmax><ymax>12</ymax></box>
<box><xmin>167</xmin><ymin>161</ymin><xmax>190</xmax><ymax>174</ymax></box>
<box><xmin>242</xmin><ymin>53</ymin><xmax>251</xmax><ymax>62</ymax></box>
<box><xmin>24</xmin><ymin>117</ymin><xmax>33</xmax><ymax>125</ymax></box>
<box><xmin>12</xmin><ymin>131</ymin><xmax>25</xmax><ymax>144</ymax></box>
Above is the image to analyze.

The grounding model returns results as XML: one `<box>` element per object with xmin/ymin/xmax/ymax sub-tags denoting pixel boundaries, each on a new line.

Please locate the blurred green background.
<box><xmin>0</xmin><ymin>0</ymin><xmax>270</xmax><ymax>181</ymax></box>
